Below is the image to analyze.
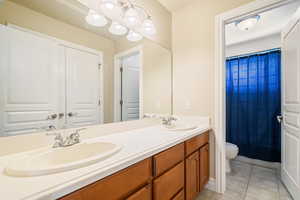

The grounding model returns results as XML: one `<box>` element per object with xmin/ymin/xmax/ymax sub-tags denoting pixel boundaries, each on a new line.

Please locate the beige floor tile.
<box><xmin>196</xmin><ymin>189</ymin><xmax>221</xmax><ymax>200</ymax></box>
<box><xmin>226</xmin><ymin>176</ymin><xmax>248</xmax><ymax>194</ymax></box>
<box><xmin>252</xmin><ymin>166</ymin><xmax>276</xmax><ymax>176</ymax></box>
<box><xmin>216</xmin><ymin>190</ymin><xmax>245</xmax><ymax>200</ymax></box>
<box><xmin>280</xmin><ymin>196</ymin><xmax>293</xmax><ymax>200</ymax></box>
<box><xmin>246</xmin><ymin>185</ymin><xmax>280</xmax><ymax>200</ymax></box>
<box><xmin>249</xmin><ymin>175</ymin><xmax>279</xmax><ymax>193</ymax></box>
<box><xmin>213</xmin><ymin>161</ymin><xmax>285</xmax><ymax>200</ymax></box>
<box><xmin>278</xmin><ymin>181</ymin><xmax>293</xmax><ymax>199</ymax></box>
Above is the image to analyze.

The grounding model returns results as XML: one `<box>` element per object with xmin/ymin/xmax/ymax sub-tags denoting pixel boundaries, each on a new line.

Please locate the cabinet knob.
<box><xmin>68</xmin><ymin>112</ymin><xmax>78</xmax><ymax>117</ymax></box>
<box><xmin>47</xmin><ymin>114</ymin><xmax>57</xmax><ymax>120</ymax></box>
<box><xmin>58</xmin><ymin>113</ymin><xmax>65</xmax><ymax>119</ymax></box>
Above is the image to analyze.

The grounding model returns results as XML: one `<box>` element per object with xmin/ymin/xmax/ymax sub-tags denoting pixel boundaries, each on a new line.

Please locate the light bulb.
<box><xmin>124</xmin><ymin>8</ymin><xmax>140</xmax><ymax>27</ymax></box>
<box><xmin>142</xmin><ymin>18</ymin><xmax>156</xmax><ymax>35</ymax></box>
<box><xmin>127</xmin><ymin>30</ymin><xmax>143</xmax><ymax>42</ymax></box>
<box><xmin>109</xmin><ymin>22</ymin><xmax>128</xmax><ymax>35</ymax></box>
<box><xmin>85</xmin><ymin>9</ymin><xmax>108</xmax><ymax>27</ymax></box>
<box><xmin>100</xmin><ymin>0</ymin><xmax>122</xmax><ymax>18</ymax></box>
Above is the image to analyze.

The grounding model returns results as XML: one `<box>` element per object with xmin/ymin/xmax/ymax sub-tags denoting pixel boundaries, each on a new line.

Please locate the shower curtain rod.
<box><xmin>226</xmin><ymin>48</ymin><xmax>281</xmax><ymax>60</ymax></box>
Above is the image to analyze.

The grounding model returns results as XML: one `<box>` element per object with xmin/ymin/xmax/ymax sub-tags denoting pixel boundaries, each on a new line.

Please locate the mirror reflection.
<box><xmin>0</xmin><ymin>0</ymin><xmax>172</xmax><ymax>136</ymax></box>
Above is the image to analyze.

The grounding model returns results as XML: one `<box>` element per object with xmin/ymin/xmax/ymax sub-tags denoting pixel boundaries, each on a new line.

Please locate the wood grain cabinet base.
<box><xmin>126</xmin><ymin>184</ymin><xmax>152</xmax><ymax>200</ymax></box>
<box><xmin>153</xmin><ymin>161</ymin><xmax>184</xmax><ymax>200</ymax></box>
<box><xmin>59</xmin><ymin>131</ymin><xmax>210</xmax><ymax>200</ymax></box>
<box><xmin>185</xmin><ymin>132</ymin><xmax>210</xmax><ymax>200</ymax></box>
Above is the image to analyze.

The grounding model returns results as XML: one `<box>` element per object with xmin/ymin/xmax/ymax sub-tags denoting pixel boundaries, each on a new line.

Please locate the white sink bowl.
<box><xmin>4</xmin><ymin>142</ymin><xmax>122</xmax><ymax>177</ymax></box>
<box><xmin>164</xmin><ymin>122</ymin><xmax>198</xmax><ymax>131</ymax></box>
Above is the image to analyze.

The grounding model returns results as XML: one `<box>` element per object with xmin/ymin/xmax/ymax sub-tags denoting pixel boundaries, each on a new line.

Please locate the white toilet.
<box><xmin>226</xmin><ymin>143</ymin><xmax>239</xmax><ymax>173</ymax></box>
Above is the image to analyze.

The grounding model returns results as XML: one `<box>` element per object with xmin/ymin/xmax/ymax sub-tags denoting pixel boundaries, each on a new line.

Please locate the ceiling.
<box><xmin>156</xmin><ymin>0</ymin><xmax>195</xmax><ymax>12</ymax></box>
<box><xmin>9</xmin><ymin>0</ymin><xmax>123</xmax><ymax>41</ymax></box>
<box><xmin>226</xmin><ymin>1</ymin><xmax>300</xmax><ymax>45</ymax></box>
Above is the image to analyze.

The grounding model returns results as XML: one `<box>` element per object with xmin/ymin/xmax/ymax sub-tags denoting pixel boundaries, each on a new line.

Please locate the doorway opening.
<box><xmin>214</xmin><ymin>0</ymin><xmax>300</xmax><ymax>199</ymax></box>
<box><xmin>114</xmin><ymin>46</ymin><xmax>143</xmax><ymax>122</ymax></box>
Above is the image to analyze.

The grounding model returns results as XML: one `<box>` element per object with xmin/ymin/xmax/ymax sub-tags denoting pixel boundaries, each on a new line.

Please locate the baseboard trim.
<box><xmin>235</xmin><ymin>156</ymin><xmax>281</xmax><ymax>170</ymax></box>
<box><xmin>205</xmin><ymin>177</ymin><xmax>216</xmax><ymax>192</ymax></box>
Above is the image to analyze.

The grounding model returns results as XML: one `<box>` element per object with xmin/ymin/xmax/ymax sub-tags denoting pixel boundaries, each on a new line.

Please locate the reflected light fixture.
<box><xmin>109</xmin><ymin>22</ymin><xmax>128</xmax><ymax>35</ymax></box>
<box><xmin>235</xmin><ymin>15</ymin><xmax>260</xmax><ymax>31</ymax></box>
<box><xmin>127</xmin><ymin>30</ymin><xmax>143</xmax><ymax>42</ymax></box>
<box><xmin>142</xmin><ymin>17</ymin><xmax>156</xmax><ymax>35</ymax></box>
<box><xmin>85</xmin><ymin>0</ymin><xmax>156</xmax><ymax>42</ymax></box>
<box><xmin>124</xmin><ymin>7</ymin><xmax>140</xmax><ymax>27</ymax></box>
<box><xmin>100</xmin><ymin>0</ymin><xmax>122</xmax><ymax>18</ymax></box>
<box><xmin>85</xmin><ymin>9</ymin><xmax>108</xmax><ymax>27</ymax></box>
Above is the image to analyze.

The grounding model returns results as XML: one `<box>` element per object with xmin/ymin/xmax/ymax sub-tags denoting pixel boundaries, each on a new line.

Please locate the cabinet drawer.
<box><xmin>172</xmin><ymin>189</ymin><xmax>184</xmax><ymax>200</ymax></box>
<box><xmin>153</xmin><ymin>143</ymin><xmax>184</xmax><ymax>177</ymax></box>
<box><xmin>153</xmin><ymin>161</ymin><xmax>184</xmax><ymax>200</ymax></box>
<box><xmin>80</xmin><ymin>158</ymin><xmax>152</xmax><ymax>200</ymax></box>
<box><xmin>59</xmin><ymin>190</ymin><xmax>84</xmax><ymax>200</ymax></box>
<box><xmin>185</xmin><ymin>131</ymin><xmax>209</xmax><ymax>156</ymax></box>
<box><xmin>126</xmin><ymin>184</ymin><xmax>151</xmax><ymax>200</ymax></box>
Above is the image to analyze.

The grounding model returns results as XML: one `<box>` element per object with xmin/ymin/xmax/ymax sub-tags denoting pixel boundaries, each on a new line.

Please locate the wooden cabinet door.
<box><xmin>153</xmin><ymin>162</ymin><xmax>184</xmax><ymax>200</ymax></box>
<box><xmin>199</xmin><ymin>144</ymin><xmax>209</xmax><ymax>191</ymax></box>
<box><xmin>185</xmin><ymin>151</ymin><xmax>199</xmax><ymax>200</ymax></box>
<box><xmin>172</xmin><ymin>189</ymin><xmax>184</xmax><ymax>200</ymax></box>
<box><xmin>126</xmin><ymin>184</ymin><xmax>152</xmax><ymax>200</ymax></box>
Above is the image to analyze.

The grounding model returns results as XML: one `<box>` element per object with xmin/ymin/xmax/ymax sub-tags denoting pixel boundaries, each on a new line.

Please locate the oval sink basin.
<box><xmin>164</xmin><ymin>123</ymin><xmax>198</xmax><ymax>131</ymax></box>
<box><xmin>4</xmin><ymin>142</ymin><xmax>122</xmax><ymax>177</ymax></box>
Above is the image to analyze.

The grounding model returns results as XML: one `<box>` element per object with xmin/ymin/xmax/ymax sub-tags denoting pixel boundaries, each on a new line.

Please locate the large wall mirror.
<box><xmin>0</xmin><ymin>0</ymin><xmax>172</xmax><ymax>137</ymax></box>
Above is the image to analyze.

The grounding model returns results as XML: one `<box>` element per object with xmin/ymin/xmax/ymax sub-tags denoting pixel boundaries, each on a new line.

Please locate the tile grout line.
<box><xmin>242</xmin><ymin>164</ymin><xmax>253</xmax><ymax>200</ymax></box>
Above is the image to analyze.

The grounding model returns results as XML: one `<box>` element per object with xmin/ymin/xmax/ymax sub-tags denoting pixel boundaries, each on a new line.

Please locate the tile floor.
<box><xmin>197</xmin><ymin>160</ymin><xmax>293</xmax><ymax>200</ymax></box>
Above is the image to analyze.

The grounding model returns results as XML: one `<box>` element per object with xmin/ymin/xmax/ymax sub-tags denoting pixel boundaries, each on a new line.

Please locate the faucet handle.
<box><xmin>46</xmin><ymin>132</ymin><xmax>64</xmax><ymax>148</ymax></box>
<box><xmin>67</xmin><ymin>128</ymin><xmax>86</xmax><ymax>145</ymax></box>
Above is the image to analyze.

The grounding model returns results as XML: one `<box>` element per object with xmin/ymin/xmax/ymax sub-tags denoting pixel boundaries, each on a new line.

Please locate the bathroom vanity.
<box><xmin>0</xmin><ymin>119</ymin><xmax>210</xmax><ymax>200</ymax></box>
<box><xmin>59</xmin><ymin>131</ymin><xmax>209</xmax><ymax>200</ymax></box>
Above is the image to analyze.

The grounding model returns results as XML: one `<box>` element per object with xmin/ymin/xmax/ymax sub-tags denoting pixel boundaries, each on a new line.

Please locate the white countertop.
<box><xmin>0</xmin><ymin>119</ymin><xmax>210</xmax><ymax>200</ymax></box>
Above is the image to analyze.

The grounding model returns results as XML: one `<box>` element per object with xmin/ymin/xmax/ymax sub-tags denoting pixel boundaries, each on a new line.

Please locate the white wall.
<box><xmin>226</xmin><ymin>33</ymin><xmax>281</xmax><ymax>57</ymax></box>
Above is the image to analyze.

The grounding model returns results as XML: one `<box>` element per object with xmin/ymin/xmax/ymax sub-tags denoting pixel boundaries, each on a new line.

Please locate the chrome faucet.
<box><xmin>47</xmin><ymin>128</ymin><xmax>86</xmax><ymax>148</ymax></box>
<box><xmin>161</xmin><ymin>115</ymin><xmax>178</xmax><ymax>127</ymax></box>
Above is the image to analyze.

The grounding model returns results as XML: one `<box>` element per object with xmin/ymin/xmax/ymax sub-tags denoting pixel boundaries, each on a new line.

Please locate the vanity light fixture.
<box><xmin>100</xmin><ymin>0</ymin><xmax>122</xmax><ymax>18</ymax></box>
<box><xmin>84</xmin><ymin>0</ymin><xmax>155</xmax><ymax>42</ymax></box>
<box><xmin>85</xmin><ymin>9</ymin><xmax>108</xmax><ymax>27</ymax></box>
<box><xmin>235</xmin><ymin>15</ymin><xmax>260</xmax><ymax>31</ymax></box>
<box><xmin>127</xmin><ymin>30</ymin><xmax>143</xmax><ymax>42</ymax></box>
<box><xmin>142</xmin><ymin>17</ymin><xmax>156</xmax><ymax>35</ymax></box>
<box><xmin>109</xmin><ymin>21</ymin><xmax>128</xmax><ymax>35</ymax></box>
<box><xmin>124</xmin><ymin>7</ymin><xmax>140</xmax><ymax>27</ymax></box>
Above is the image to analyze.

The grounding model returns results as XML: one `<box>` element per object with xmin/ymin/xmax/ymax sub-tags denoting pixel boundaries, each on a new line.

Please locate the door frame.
<box><xmin>6</xmin><ymin>23</ymin><xmax>104</xmax><ymax>125</ymax></box>
<box><xmin>214</xmin><ymin>0</ymin><xmax>295</xmax><ymax>193</ymax></box>
<box><xmin>114</xmin><ymin>45</ymin><xmax>143</xmax><ymax>122</ymax></box>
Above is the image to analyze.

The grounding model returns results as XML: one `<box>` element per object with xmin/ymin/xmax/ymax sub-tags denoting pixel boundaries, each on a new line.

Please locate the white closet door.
<box><xmin>0</xmin><ymin>26</ymin><xmax>60</xmax><ymax>136</ymax></box>
<box><xmin>121</xmin><ymin>54</ymin><xmax>140</xmax><ymax>121</ymax></box>
<box><xmin>65</xmin><ymin>47</ymin><xmax>101</xmax><ymax>128</ymax></box>
<box><xmin>281</xmin><ymin>9</ymin><xmax>300</xmax><ymax>199</ymax></box>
